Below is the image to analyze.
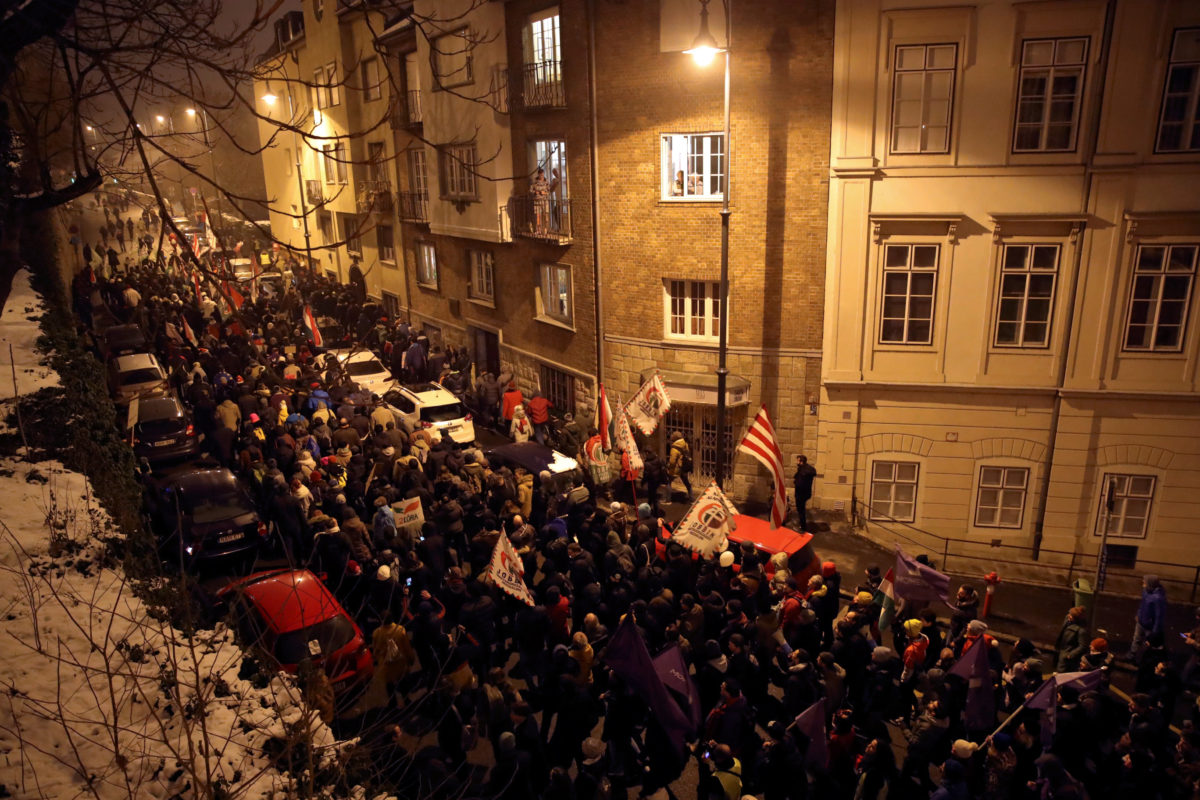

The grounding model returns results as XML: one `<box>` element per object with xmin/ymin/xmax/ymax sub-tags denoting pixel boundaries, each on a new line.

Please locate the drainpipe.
<box><xmin>1031</xmin><ymin>0</ymin><xmax>1115</xmax><ymax>558</ymax></box>
<box><xmin>587</xmin><ymin>0</ymin><xmax>605</xmax><ymax>392</ymax></box>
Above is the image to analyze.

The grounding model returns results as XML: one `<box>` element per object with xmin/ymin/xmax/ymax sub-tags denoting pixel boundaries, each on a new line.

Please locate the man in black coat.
<box><xmin>793</xmin><ymin>455</ymin><xmax>817</xmax><ymax>530</ymax></box>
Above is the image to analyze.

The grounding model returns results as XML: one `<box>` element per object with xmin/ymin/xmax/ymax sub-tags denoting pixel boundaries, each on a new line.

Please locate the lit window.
<box><xmin>869</xmin><ymin>461</ymin><xmax>919</xmax><ymax>522</ymax></box>
<box><xmin>468</xmin><ymin>249</ymin><xmax>494</xmax><ymax>302</ymax></box>
<box><xmin>891</xmin><ymin>44</ymin><xmax>956</xmax><ymax>154</ymax></box>
<box><xmin>440</xmin><ymin>143</ymin><xmax>477</xmax><ymax>200</ymax></box>
<box><xmin>362</xmin><ymin>57</ymin><xmax>382</xmax><ymax>102</ymax></box>
<box><xmin>314</xmin><ymin>63</ymin><xmax>339</xmax><ymax>108</ymax></box>
<box><xmin>416</xmin><ymin>242</ymin><xmax>438</xmax><ymax>288</ymax></box>
<box><xmin>661</xmin><ymin>133</ymin><xmax>724</xmax><ymax>200</ymax></box>
<box><xmin>433</xmin><ymin>28</ymin><xmax>474</xmax><ymax>89</ymax></box>
<box><xmin>522</xmin><ymin>8</ymin><xmax>563</xmax><ymax>107</ymax></box>
<box><xmin>538</xmin><ymin>263</ymin><xmax>573</xmax><ymax>324</ymax></box>
<box><xmin>1097</xmin><ymin>474</ymin><xmax>1156</xmax><ymax>539</ymax></box>
<box><xmin>1157</xmin><ymin>28</ymin><xmax>1200</xmax><ymax>152</ymax></box>
<box><xmin>975</xmin><ymin>466</ymin><xmax>1029</xmax><ymax>528</ymax></box>
<box><xmin>995</xmin><ymin>244</ymin><xmax>1059</xmax><ymax>347</ymax></box>
<box><xmin>1124</xmin><ymin>244</ymin><xmax>1196</xmax><ymax>351</ymax></box>
<box><xmin>880</xmin><ymin>244</ymin><xmax>938</xmax><ymax>344</ymax></box>
<box><xmin>664</xmin><ymin>279</ymin><xmax>722</xmax><ymax>342</ymax></box>
<box><xmin>1013</xmin><ymin>38</ymin><xmax>1088</xmax><ymax>152</ymax></box>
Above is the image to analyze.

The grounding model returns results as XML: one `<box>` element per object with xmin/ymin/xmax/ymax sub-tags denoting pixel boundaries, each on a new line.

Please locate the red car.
<box><xmin>657</xmin><ymin>514</ymin><xmax>821</xmax><ymax>586</ymax></box>
<box><xmin>219</xmin><ymin>569</ymin><xmax>373</xmax><ymax>691</ymax></box>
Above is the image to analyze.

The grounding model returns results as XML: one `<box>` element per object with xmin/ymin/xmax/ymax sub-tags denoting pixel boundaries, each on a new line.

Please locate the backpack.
<box><xmin>681</xmin><ymin>448</ymin><xmax>694</xmax><ymax>474</ymax></box>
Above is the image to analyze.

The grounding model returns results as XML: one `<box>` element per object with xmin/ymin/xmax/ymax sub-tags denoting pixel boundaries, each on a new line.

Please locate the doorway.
<box><xmin>663</xmin><ymin>402</ymin><xmax>740</xmax><ymax>484</ymax></box>
<box><xmin>471</xmin><ymin>326</ymin><xmax>500</xmax><ymax>377</ymax></box>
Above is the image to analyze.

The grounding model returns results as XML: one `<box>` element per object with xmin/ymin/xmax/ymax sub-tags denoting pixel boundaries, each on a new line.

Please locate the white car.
<box><xmin>320</xmin><ymin>349</ymin><xmax>397</xmax><ymax>397</ymax></box>
<box><xmin>108</xmin><ymin>352</ymin><xmax>169</xmax><ymax>405</ymax></box>
<box><xmin>383</xmin><ymin>384</ymin><xmax>476</xmax><ymax>444</ymax></box>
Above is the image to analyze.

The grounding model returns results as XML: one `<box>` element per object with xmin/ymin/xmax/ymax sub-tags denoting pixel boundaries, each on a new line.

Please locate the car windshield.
<box><xmin>273</xmin><ymin>615</ymin><xmax>355</xmax><ymax>664</ymax></box>
<box><xmin>420</xmin><ymin>402</ymin><xmax>465</xmax><ymax>423</ymax></box>
<box><xmin>120</xmin><ymin>368</ymin><xmax>161</xmax><ymax>385</ymax></box>
<box><xmin>181</xmin><ymin>484</ymin><xmax>254</xmax><ymax>523</ymax></box>
<box><xmin>345</xmin><ymin>359</ymin><xmax>386</xmax><ymax>377</ymax></box>
<box><xmin>136</xmin><ymin>417</ymin><xmax>184</xmax><ymax>438</ymax></box>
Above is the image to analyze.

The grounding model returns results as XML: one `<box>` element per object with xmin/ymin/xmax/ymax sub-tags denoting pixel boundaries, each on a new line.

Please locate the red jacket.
<box><xmin>528</xmin><ymin>396</ymin><xmax>551</xmax><ymax>424</ymax></box>
<box><xmin>501</xmin><ymin>389</ymin><xmax>524</xmax><ymax>421</ymax></box>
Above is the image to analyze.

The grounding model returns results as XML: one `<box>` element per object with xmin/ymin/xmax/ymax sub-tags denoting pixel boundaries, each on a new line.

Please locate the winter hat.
<box><xmin>904</xmin><ymin>618</ymin><xmax>924</xmax><ymax>637</ymax></box>
<box><xmin>951</xmin><ymin>739</ymin><xmax>978</xmax><ymax>759</ymax></box>
<box><xmin>377</xmin><ymin>565</ymin><xmax>391</xmax><ymax>581</ymax></box>
<box><xmin>991</xmin><ymin>733</ymin><xmax>1012</xmax><ymax>749</ymax></box>
<box><xmin>821</xmin><ymin>560</ymin><xmax>837</xmax><ymax>578</ymax></box>
<box><xmin>854</xmin><ymin>591</ymin><xmax>875</xmax><ymax>605</ymax></box>
<box><xmin>498</xmin><ymin>732</ymin><xmax>516</xmax><ymax>753</ymax></box>
<box><xmin>249</xmin><ymin>413</ymin><xmax>260</xmax><ymax>423</ymax></box>
<box><xmin>719</xmin><ymin>551</ymin><xmax>735</xmax><ymax>568</ymax></box>
<box><xmin>966</xmin><ymin>620</ymin><xmax>988</xmax><ymax>635</ymax></box>
<box><xmin>637</xmin><ymin>503</ymin><xmax>652</xmax><ymax>519</ymax></box>
<box><xmin>581</xmin><ymin>737</ymin><xmax>605</xmax><ymax>764</ymax></box>
<box><xmin>1090</xmin><ymin>637</ymin><xmax>1109</xmax><ymax>651</ymax></box>
<box><xmin>871</xmin><ymin>646</ymin><xmax>893</xmax><ymax>664</ymax></box>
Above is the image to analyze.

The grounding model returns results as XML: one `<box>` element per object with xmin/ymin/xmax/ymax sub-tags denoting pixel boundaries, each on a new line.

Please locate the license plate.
<box><xmin>446</xmin><ymin>426</ymin><xmax>460</xmax><ymax>433</ymax></box>
<box><xmin>218</xmin><ymin>532</ymin><xmax>242</xmax><ymax>544</ymax></box>
<box><xmin>154</xmin><ymin>439</ymin><xmax>174</xmax><ymax>447</ymax></box>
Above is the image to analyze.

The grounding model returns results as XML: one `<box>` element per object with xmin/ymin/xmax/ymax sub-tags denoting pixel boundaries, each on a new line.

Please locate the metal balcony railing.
<box><xmin>519</xmin><ymin>60</ymin><xmax>564</xmax><ymax>109</ymax></box>
<box><xmin>356</xmin><ymin>180</ymin><xmax>393</xmax><ymax>214</ymax></box>
<box><xmin>397</xmin><ymin>191</ymin><xmax>429</xmax><ymax>223</ymax></box>
<box><xmin>305</xmin><ymin>179</ymin><xmax>323</xmax><ymax>205</ymax></box>
<box><xmin>509</xmin><ymin>194</ymin><xmax>572</xmax><ymax>243</ymax></box>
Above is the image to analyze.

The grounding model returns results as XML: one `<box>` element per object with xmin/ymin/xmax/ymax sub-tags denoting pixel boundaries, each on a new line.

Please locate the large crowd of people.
<box><xmin>65</xmin><ymin>192</ymin><xmax>1200</xmax><ymax>800</ymax></box>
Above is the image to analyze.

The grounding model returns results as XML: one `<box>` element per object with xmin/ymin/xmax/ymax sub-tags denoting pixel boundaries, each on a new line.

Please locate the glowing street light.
<box><xmin>683</xmin><ymin>0</ymin><xmax>725</xmax><ymax>67</ymax></box>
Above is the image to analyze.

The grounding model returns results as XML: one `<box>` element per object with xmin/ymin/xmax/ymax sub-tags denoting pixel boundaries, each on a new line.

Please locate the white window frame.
<box><xmin>891</xmin><ymin>43</ymin><xmax>957</xmax><ymax>154</ymax></box>
<box><xmin>994</xmin><ymin>243</ymin><xmax>1059</xmax><ymax>348</ymax></box>
<box><xmin>664</xmin><ymin>279</ymin><xmax>722</xmax><ymax>342</ymax></box>
<box><xmin>868</xmin><ymin>460</ymin><xmax>919</xmax><ymax>522</ymax></box>
<box><xmin>974</xmin><ymin>466</ymin><xmax>1029</xmax><ymax>528</ymax></box>
<box><xmin>879</xmin><ymin>243</ymin><xmax>939</xmax><ymax>345</ymax></box>
<box><xmin>433</xmin><ymin>27</ymin><xmax>474</xmax><ymax>90</ymax></box>
<box><xmin>322</xmin><ymin>144</ymin><xmax>336</xmax><ymax>184</ymax></box>
<box><xmin>526</xmin><ymin>7</ymin><xmax>561</xmax><ymax>68</ymax></box>
<box><xmin>661</xmin><ymin>133</ymin><xmax>725</xmax><ymax>201</ymax></box>
<box><xmin>362</xmin><ymin>57</ymin><xmax>382</xmax><ymax>102</ymax></box>
<box><xmin>1123</xmin><ymin>243</ymin><xmax>1197</xmax><ymax>352</ymax></box>
<box><xmin>1157</xmin><ymin>28</ymin><xmax>1200</xmax><ymax>153</ymax></box>
<box><xmin>537</xmin><ymin>262</ymin><xmax>573</xmax><ymax>325</ymax></box>
<box><xmin>441</xmin><ymin>143</ymin><xmax>478</xmax><ymax>200</ymax></box>
<box><xmin>377</xmin><ymin>224</ymin><xmax>395</xmax><ymax>264</ymax></box>
<box><xmin>1012</xmin><ymin>37</ymin><xmax>1088</xmax><ymax>153</ymax></box>
<box><xmin>468</xmin><ymin>249</ymin><xmax>494</xmax><ymax>303</ymax></box>
<box><xmin>340</xmin><ymin>212</ymin><xmax>362</xmax><ymax>256</ymax></box>
<box><xmin>415</xmin><ymin>241</ymin><xmax>438</xmax><ymax>289</ymax></box>
<box><xmin>1096</xmin><ymin>473</ymin><xmax>1156</xmax><ymax>540</ymax></box>
<box><xmin>314</xmin><ymin>63</ymin><xmax>339</xmax><ymax>108</ymax></box>
<box><xmin>333</xmin><ymin>141</ymin><xmax>347</xmax><ymax>183</ymax></box>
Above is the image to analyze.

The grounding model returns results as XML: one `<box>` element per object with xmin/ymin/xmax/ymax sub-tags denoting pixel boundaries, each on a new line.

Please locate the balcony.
<box><xmin>404</xmin><ymin>90</ymin><xmax>422</xmax><ymax>126</ymax></box>
<box><xmin>397</xmin><ymin>191</ymin><xmax>429</xmax><ymax>223</ymax></box>
<box><xmin>305</xmin><ymin>179</ymin><xmax>323</xmax><ymax>206</ymax></box>
<box><xmin>517</xmin><ymin>60</ymin><xmax>564</xmax><ymax>109</ymax></box>
<box><xmin>509</xmin><ymin>194</ymin><xmax>572</xmax><ymax>243</ymax></box>
<box><xmin>356</xmin><ymin>180</ymin><xmax>393</xmax><ymax>214</ymax></box>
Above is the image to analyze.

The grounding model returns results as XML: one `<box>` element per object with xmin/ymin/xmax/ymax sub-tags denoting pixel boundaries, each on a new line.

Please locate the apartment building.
<box><xmin>818</xmin><ymin>0</ymin><xmax>1200</xmax><ymax>588</ymax></box>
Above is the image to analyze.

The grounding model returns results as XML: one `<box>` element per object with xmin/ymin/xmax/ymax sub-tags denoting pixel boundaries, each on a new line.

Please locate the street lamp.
<box><xmin>687</xmin><ymin>0</ymin><xmax>732</xmax><ymax>488</ymax></box>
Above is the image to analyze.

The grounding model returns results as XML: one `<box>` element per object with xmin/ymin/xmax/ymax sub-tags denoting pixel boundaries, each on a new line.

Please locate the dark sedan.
<box><xmin>145</xmin><ymin>467</ymin><xmax>265</xmax><ymax>568</ymax></box>
<box><xmin>100</xmin><ymin>324</ymin><xmax>148</xmax><ymax>360</ymax></box>
<box><xmin>484</xmin><ymin>442</ymin><xmax>584</xmax><ymax>493</ymax></box>
<box><xmin>132</xmin><ymin>397</ymin><xmax>199</xmax><ymax>465</ymax></box>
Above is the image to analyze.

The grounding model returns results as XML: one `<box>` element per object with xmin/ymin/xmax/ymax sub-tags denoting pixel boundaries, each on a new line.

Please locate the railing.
<box><xmin>397</xmin><ymin>191</ymin><xmax>428</xmax><ymax>223</ymax></box>
<box><xmin>356</xmin><ymin>180</ymin><xmax>392</xmax><ymax>214</ymax></box>
<box><xmin>305</xmin><ymin>179</ymin><xmax>323</xmax><ymax>205</ymax></box>
<box><xmin>508</xmin><ymin>193</ymin><xmax>571</xmax><ymax>242</ymax></box>
<box><xmin>518</xmin><ymin>60</ymin><xmax>564</xmax><ymax>109</ymax></box>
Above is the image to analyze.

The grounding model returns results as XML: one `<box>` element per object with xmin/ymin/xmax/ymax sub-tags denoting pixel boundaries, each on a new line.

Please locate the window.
<box><xmin>339</xmin><ymin>212</ymin><xmax>361</xmax><ymax>255</ymax></box>
<box><xmin>432</xmin><ymin>27</ymin><xmax>473</xmax><ymax>89</ymax></box>
<box><xmin>377</xmin><ymin>224</ymin><xmax>395</xmax><ymax>263</ymax></box>
<box><xmin>1096</xmin><ymin>474</ymin><xmax>1156</xmax><ymax>539</ymax></box>
<box><xmin>284</xmin><ymin>148</ymin><xmax>293</xmax><ymax>176</ymax></box>
<box><xmin>408</xmin><ymin>148</ymin><xmax>428</xmax><ymax>194</ymax></box>
<box><xmin>440</xmin><ymin>143</ymin><xmax>478</xmax><ymax>200</ymax></box>
<box><xmin>323</xmin><ymin>143</ymin><xmax>347</xmax><ymax>183</ymax></box>
<box><xmin>1124</xmin><ymin>244</ymin><xmax>1196</xmax><ymax>351</ymax></box>
<box><xmin>880</xmin><ymin>244</ymin><xmax>938</xmax><ymax>344</ymax></box>
<box><xmin>367</xmin><ymin>142</ymin><xmax>386</xmax><ymax>182</ymax></box>
<box><xmin>322</xmin><ymin>145</ymin><xmax>336</xmax><ymax>183</ymax></box>
<box><xmin>313</xmin><ymin>0</ymin><xmax>323</xmax><ymax>20</ymax></box>
<box><xmin>1013</xmin><ymin>38</ymin><xmax>1088</xmax><ymax>152</ymax></box>
<box><xmin>974</xmin><ymin>466</ymin><xmax>1029</xmax><ymax>528</ymax></box>
<box><xmin>523</xmin><ymin>8</ymin><xmax>563</xmax><ymax>106</ymax></box>
<box><xmin>661</xmin><ymin>133</ymin><xmax>724</xmax><ymax>200</ymax></box>
<box><xmin>1157</xmin><ymin>29</ymin><xmax>1200</xmax><ymax>152</ymax></box>
<box><xmin>468</xmin><ymin>249</ymin><xmax>494</xmax><ymax>302</ymax></box>
<box><xmin>869</xmin><ymin>461</ymin><xmax>919</xmax><ymax>522</ymax></box>
<box><xmin>538</xmin><ymin>263</ymin><xmax>573</xmax><ymax>324</ymax></box>
<box><xmin>539</xmin><ymin>363</ymin><xmax>575</xmax><ymax>417</ymax></box>
<box><xmin>665</xmin><ymin>279</ymin><xmax>722</xmax><ymax>341</ymax></box>
<box><xmin>317</xmin><ymin>210</ymin><xmax>333</xmax><ymax>241</ymax></box>
<box><xmin>314</xmin><ymin>63</ymin><xmax>339</xmax><ymax>108</ymax></box>
<box><xmin>415</xmin><ymin>242</ymin><xmax>438</xmax><ymax>288</ymax></box>
<box><xmin>334</xmin><ymin>142</ymin><xmax>347</xmax><ymax>183</ymax></box>
<box><xmin>381</xmin><ymin>291</ymin><xmax>400</xmax><ymax>317</ymax></box>
<box><xmin>531</xmin><ymin>139</ymin><xmax>567</xmax><ymax>198</ymax></box>
<box><xmin>995</xmin><ymin>244</ymin><xmax>1059</xmax><ymax>347</ymax></box>
<box><xmin>891</xmin><ymin>44</ymin><xmax>956</xmax><ymax>154</ymax></box>
<box><xmin>362</xmin><ymin>57</ymin><xmax>382</xmax><ymax>102</ymax></box>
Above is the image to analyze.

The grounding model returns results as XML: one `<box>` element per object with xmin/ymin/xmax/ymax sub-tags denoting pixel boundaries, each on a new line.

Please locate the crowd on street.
<box><xmin>63</xmin><ymin>190</ymin><xmax>1200</xmax><ymax>800</ymax></box>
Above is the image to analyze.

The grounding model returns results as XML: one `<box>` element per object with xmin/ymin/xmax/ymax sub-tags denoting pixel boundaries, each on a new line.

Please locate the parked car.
<box><xmin>484</xmin><ymin>441</ymin><xmax>582</xmax><ymax>492</ymax></box>
<box><xmin>131</xmin><ymin>396</ymin><xmax>198</xmax><ymax>464</ymax></box>
<box><xmin>655</xmin><ymin>514</ymin><xmax>821</xmax><ymax>586</ymax></box>
<box><xmin>384</xmin><ymin>383</ymin><xmax>476</xmax><ymax>444</ymax></box>
<box><xmin>100</xmin><ymin>324</ymin><xmax>148</xmax><ymax>361</ymax></box>
<box><xmin>218</xmin><ymin>569</ymin><xmax>374</xmax><ymax>691</ymax></box>
<box><xmin>321</xmin><ymin>349</ymin><xmax>397</xmax><ymax>397</ymax></box>
<box><xmin>144</xmin><ymin>466</ymin><xmax>265</xmax><ymax>567</ymax></box>
<box><xmin>108</xmin><ymin>352</ymin><xmax>169</xmax><ymax>405</ymax></box>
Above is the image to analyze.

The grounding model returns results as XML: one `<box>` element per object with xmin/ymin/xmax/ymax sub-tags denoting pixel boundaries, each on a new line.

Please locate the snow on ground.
<box><xmin>0</xmin><ymin>269</ymin><xmax>60</xmax><ymax>403</ymax></box>
<box><xmin>0</xmin><ymin>267</ymin><xmax>344</xmax><ymax>800</ymax></box>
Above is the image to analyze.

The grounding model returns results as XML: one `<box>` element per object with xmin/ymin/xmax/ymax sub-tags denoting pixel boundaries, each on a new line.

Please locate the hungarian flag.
<box><xmin>671</xmin><ymin>482</ymin><xmax>738</xmax><ymax>558</ymax></box>
<box><xmin>486</xmin><ymin>531</ymin><xmax>535</xmax><ymax>606</ymax></box>
<box><xmin>302</xmin><ymin>304</ymin><xmax>324</xmax><ymax>348</ymax></box>
<box><xmin>737</xmin><ymin>405</ymin><xmax>787</xmax><ymax>528</ymax></box>
<box><xmin>594</xmin><ymin>383</ymin><xmax>614</xmax><ymax>450</ymax></box>
<box><xmin>181</xmin><ymin>317</ymin><xmax>198</xmax><ymax>347</ymax></box>
<box><xmin>224</xmin><ymin>281</ymin><xmax>245</xmax><ymax>310</ymax></box>
<box><xmin>875</xmin><ymin>567</ymin><xmax>897</xmax><ymax>631</ymax></box>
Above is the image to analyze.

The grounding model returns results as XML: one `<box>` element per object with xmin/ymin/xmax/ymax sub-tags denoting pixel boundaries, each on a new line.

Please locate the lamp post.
<box><xmin>263</xmin><ymin>83</ymin><xmax>313</xmax><ymax>272</ymax></box>
<box><xmin>686</xmin><ymin>0</ymin><xmax>731</xmax><ymax>488</ymax></box>
<box><xmin>185</xmin><ymin>107</ymin><xmax>224</xmax><ymax>237</ymax></box>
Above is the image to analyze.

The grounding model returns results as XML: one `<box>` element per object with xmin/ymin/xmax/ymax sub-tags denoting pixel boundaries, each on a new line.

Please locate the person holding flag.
<box><xmin>736</xmin><ymin>404</ymin><xmax>787</xmax><ymax>529</ymax></box>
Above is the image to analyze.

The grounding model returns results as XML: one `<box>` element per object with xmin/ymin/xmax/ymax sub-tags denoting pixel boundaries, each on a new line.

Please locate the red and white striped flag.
<box><xmin>181</xmin><ymin>317</ymin><xmax>198</xmax><ymax>347</ymax></box>
<box><xmin>302</xmin><ymin>304</ymin><xmax>324</xmax><ymax>348</ymax></box>
<box><xmin>737</xmin><ymin>405</ymin><xmax>787</xmax><ymax>529</ymax></box>
<box><xmin>594</xmin><ymin>383</ymin><xmax>613</xmax><ymax>451</ymax></box>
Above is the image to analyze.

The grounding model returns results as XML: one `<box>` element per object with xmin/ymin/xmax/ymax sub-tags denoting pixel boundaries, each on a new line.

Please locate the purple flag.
<box><xmin>949</xmin><ymin>640</ymin><xmax>995</xmax><ymax>731</ymax></box>
<box><xmin>604</xmin><ymin>617</ymin><xmax>693</xmax><ymax>756</ymax></box>
<box><xmin>1024</xmin><ymin>669</ymin><xmax>1104</xmax><ymax>744</ymax></box>
<box><xmin>794</xmin><ymin>697</ymin><xmax>828</xmax><ymax>769</ymax></box>
<box><xmin>893</xmin><ymin>547</ymin><xmax>951</xmax><ymax>610</ymax></box>
<box><xmin>653</xmin><ymin>644</ymin><xmax>702</xmax><ymax>731</ymax></box>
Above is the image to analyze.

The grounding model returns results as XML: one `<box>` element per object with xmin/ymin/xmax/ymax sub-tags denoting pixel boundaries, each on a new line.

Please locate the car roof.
<box><xmin>113</xmin><ymin>352</ymin><xmax>161</xmax><ymax>371</ymax></box>
<box><xmin>104</xmin><ymin>324</ymin><xmax>145</xmax><ymax>342</ymax></box>
<box><xmin>137</xmin><ymin>397</ymin><xmax>186</xmax><ymax>421</ymax></box>
<box><xmin>725</xmin><ymin>514</ymin><xmax>813</xmax><ymax>556</ymax></box>
<box><xmin>402</xmin><ymin>383</ymin><xmax>459</xmax><ymax>405</ymax></box>
<box><xmin>486</xmin><ymin>442</ymin><xmax>579</xmax><ymax>474</ymax></box>
<box><xmin>232</xmin><ymin>569</ymin><xmax>343</xmax><ymax>633</ymax></box>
